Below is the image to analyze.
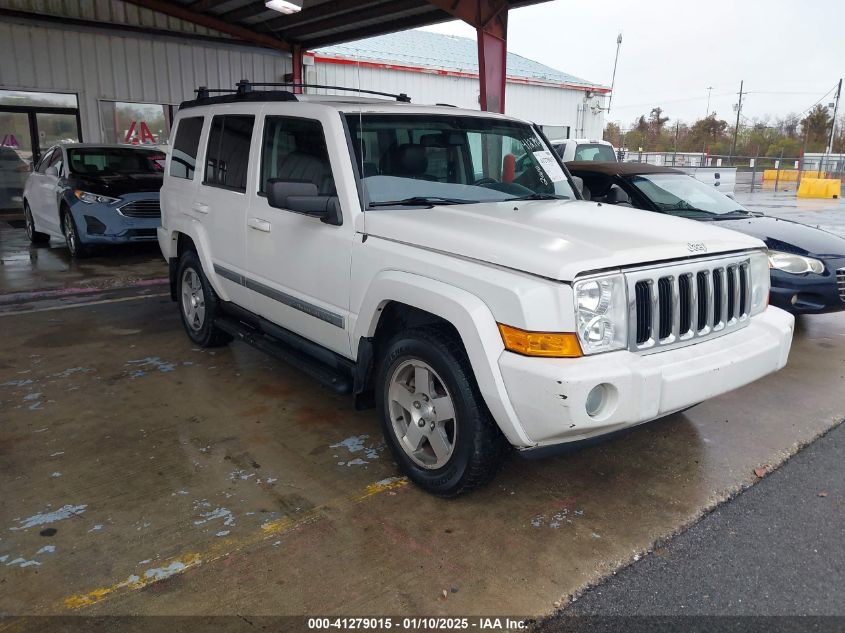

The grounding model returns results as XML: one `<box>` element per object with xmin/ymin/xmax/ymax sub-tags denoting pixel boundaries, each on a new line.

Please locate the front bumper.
<box><xmin>71</xmin><ymin>194</ymin><xmax>160</xmax><ymax>244</ymax></box>
<box><xmin>499</xmin><ymin>306</ymin><xmax>794</xmax><ymax>450</ymax></box>
<box><xmin>769</xmin><ymin>264</ymin><xmax>845</xmax><ymax>314</ymax></box>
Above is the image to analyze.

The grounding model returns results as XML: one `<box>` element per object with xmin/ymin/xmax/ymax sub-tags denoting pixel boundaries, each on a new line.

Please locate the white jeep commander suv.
<box><xmin>158</xmin><ymin>81</ymin><xmax>794</xmax><ymax>496</ymax></box>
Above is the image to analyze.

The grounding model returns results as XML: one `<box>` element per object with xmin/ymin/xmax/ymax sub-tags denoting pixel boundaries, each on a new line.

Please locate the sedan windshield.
<box><xmin>345</xmin><ymin>114</ymin><xmax>575</xmax><ymax>208</ymax></box>
<box><xmin>628</xmin><ymin>173</ymin><xmax>750</xmax><ymax>218</ymax></box>
<box><xmin>67</xmin><ymin>147</ymin><xmax>165</xmax><ymax>176</ymax></box>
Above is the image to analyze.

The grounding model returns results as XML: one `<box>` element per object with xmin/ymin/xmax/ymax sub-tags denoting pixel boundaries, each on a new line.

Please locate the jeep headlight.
<box><xmin>573</xmin><ymin>274</ymin><xmax>628</xmax><ymax>354</ymax></box>
<box><xmin>749</xmin><ymin>250</ymin><xmax>770</xmax><ymax>315</ymax></box>
<box><xmin>768</xmin><ymin>251</ymin><xmax>824</xmax><ymax>275</ymax></box>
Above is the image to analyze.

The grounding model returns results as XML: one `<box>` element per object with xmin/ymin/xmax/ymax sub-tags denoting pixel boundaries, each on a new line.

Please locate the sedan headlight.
<box><xmin>74</xmin><ymin>190</ymin><xmax>119</xmax><ymax>205</ymax></box>
<box><xmin>768</xmin><ymin>250</ymin><xmax>824</xmax><ymax>275</ymax></box>
<box><xmin>573</xmin><ymin>274</ymin><xmax>628</xmax><ymax>354</ymax></box>
<box><xmin>749</xmin><ymin>250</ymin><xmax>771</xmax><ymax>315</ymax></box>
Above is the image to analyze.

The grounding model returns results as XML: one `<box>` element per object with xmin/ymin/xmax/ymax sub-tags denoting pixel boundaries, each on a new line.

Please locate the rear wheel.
<box><xmin>376</xmin><ymin>326</ymin><xmax>508</xmax><ymax>496</ymax></box>
<box><xmin>24</xmin><ymin>202</ymin><xmax>50</xmax><ymax>244</ymax></box>
<box><xmin>62</xmin><ymin>211</ymin><xmax>90</xmax><ymax>258</ymax></box>
<box><xmin>176</xmin><ymin>249</ymin><xmax>232</xmax><ymax>348</ymax></box>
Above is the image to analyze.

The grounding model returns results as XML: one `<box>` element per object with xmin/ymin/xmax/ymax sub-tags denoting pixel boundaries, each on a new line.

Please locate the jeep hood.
<box><xmin>361</xmin><ymin>199</ymin><xmax>764</xmax><ymax>281</ymax></box>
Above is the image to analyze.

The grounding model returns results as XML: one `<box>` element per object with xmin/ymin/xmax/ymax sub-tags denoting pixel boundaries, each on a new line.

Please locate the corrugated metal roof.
<box><xmin>314</xmin><ymin>29</ymin><xmax>605</xmax><ymax>89</ymax></box>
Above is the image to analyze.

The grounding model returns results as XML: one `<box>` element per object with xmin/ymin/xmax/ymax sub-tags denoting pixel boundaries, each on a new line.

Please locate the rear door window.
<box><xmin>169</xmin><ymin>116</ymin><xmax>204</xmax><ymax>180</ymax></box>
<box><xmin>204</xmin><ymin>115</ymin><xmax>254</xmax><ymax>192</ymax></box>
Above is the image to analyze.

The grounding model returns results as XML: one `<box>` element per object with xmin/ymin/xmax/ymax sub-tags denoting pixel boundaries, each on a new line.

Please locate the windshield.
<box><xmin>574</xmin><ymin>143</ymin><xmax>617</xmax><ymax>162</ymax></box>
<box><xmin>345</xmin><ymin>114</ymin><xmax>575</xmax><ymax>208</ymax></box>
<box><xmin>67</xmin><ymin>147</ymin><xmax>165</xmax><ymax>176</ymax></box>
<box><xmin>628</xmin><ymin>173</ymin><xmax>749</xmax><ymax>218</ymax></box>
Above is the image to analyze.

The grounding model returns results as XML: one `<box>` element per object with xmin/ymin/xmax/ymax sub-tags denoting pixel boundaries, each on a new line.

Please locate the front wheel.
<box><xmin>176</xmin><ymin>250</ymin><xmax>232</xmax><ymax>348</ymax></box>
<box><xmin>376</xmin><ymin>326</ymin><xmax>508</xmax><ymax>496</ymax></box>
<box><xmin>24</xmin><ymin>202</ymin><xmax>50</xmax><ymax>244</ymax></box>
<box><xmin>62</xmin><ymin>211</ymin><xmax>90</xmax><ymax>258</ymax></box>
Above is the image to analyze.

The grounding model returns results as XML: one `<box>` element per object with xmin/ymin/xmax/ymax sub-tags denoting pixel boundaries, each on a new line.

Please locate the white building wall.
<box><xmin>0</xmin><ymin>18</ymin><xmax>290</xmax><ymax>142</ymax></box>
<box><xmin>310</xmin><ymin>61</ymin><xmax>606</xmax><ymax>138</ymax></box>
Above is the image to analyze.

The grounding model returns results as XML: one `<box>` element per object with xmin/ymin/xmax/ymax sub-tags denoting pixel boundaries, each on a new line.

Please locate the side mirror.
<box><xmin>267</xmin><ymin>180</ymin><xmax>342</xmax><ymax>226</ymax></box>
<box><xmin>571</xmin><ymin>175</ymin><xmax>585</xmax><ymax>196</ymax></box>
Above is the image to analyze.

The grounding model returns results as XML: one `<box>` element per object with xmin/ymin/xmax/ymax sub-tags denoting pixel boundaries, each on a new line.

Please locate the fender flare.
<box><xmin>354</xmin><ymin>270</ymin><xmax>533</xmax><ymax>447</ymax></box>
<box><xmin>165</xmin><ymin>220</ymin><xmax>230</xmax><ymax>303</ymax></box>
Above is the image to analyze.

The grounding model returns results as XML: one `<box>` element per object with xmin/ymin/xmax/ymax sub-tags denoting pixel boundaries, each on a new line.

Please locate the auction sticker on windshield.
<box><xmin>532</xmin><ymin>150</ymin><xmax>565</xmax><ymax>182</ymax></box>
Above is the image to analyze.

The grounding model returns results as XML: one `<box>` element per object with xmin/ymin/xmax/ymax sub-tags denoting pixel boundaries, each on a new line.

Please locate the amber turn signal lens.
<box><xmin>497</xmin><ymin>324</ymin><xmax>582</xmax><ymax>358</ymax></box>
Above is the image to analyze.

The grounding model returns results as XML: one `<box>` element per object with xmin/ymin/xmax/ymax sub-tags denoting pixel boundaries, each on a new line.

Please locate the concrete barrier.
<box><xmin>763</xmin><ymin>169</ymin><xmax>825</xmax><ymax>182</ymax></box>
<box><xmin>797</xmin><ymin>178</ymin><xmax>841</xmax><ymax>199</ymax></box>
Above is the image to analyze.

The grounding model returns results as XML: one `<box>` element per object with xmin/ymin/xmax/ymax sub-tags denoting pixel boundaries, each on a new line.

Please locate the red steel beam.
<box><xmin>121</xmin><ymin>0</ymin><xmax>290</xmax><ymax>52</ymax></box>
<box><xmin>426</xmin><ymin>0</ymin><xmax>509</xmax><ymax>112</ymax></box>
<box><xmin>291</xmin><ymin>44</ymin><xmax>304</xmax><ymax>94</ymax></box>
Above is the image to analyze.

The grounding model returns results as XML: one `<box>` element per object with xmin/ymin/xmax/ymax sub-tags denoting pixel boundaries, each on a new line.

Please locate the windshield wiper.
<box><xmin>507</xmin><ymin>193</ymin><xmax>569</xmax><ymax>201</ymax></box>
<box><xmin>368</xmin><ymin>196</ymin><xmax>477</xmax><ymax>208</ymax></box>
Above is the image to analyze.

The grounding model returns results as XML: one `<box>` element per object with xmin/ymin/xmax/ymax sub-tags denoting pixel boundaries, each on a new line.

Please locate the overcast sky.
<box><xmin>421</xmin><ymin>0</ymin><xmax>844</xmax><ymax>130</ymax></box>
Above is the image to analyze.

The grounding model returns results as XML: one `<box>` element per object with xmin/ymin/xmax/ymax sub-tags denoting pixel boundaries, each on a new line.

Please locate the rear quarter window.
<box><xmin>204</xmin><ymin>115</ymin><xmax>254</xmax><ymax>192</ymax></box>
<box><xmin>169</xmin><ymin>116</ymin><xmax>204</xmax><ymax>179</ymax></box>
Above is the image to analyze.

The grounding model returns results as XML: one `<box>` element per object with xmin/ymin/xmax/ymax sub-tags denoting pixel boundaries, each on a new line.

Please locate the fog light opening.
<box><xmin>585</xmin><ymin>383</ymin><xmax>617</xmax><ymax>420</ymax></box>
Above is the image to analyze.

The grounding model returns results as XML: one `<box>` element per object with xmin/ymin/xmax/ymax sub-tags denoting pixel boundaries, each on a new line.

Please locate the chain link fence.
<box><xmin>623</xmin><ymin>151</ymin><xmax>845</xmax><ymax>194</ymax></box>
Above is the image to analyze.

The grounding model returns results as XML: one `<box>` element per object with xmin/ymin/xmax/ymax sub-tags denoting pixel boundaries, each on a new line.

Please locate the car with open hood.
<box><xmin>156</xmin><ymin>81</ymin><xmax>794</xmax><ymax>496</ymax></box>
<box><xmin>23</xmin><ymin>143</ymin><xmax>165</xmax><ymax>257</ymax></box>
<box><xmin>566</xmin><ymin>161</ymin><xmax>845</xmax><ymax>315</ymax></box>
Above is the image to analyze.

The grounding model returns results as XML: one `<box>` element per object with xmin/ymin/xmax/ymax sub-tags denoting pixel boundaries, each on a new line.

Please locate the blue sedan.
<box><xmin>23</xmin><ymin>144</ymin><xmax>164</xmax><ymax>257</ymax></box>
<box><xmin>567</xmin><ymin>161</ymin><xmax>845</xmax><ymax>315</ymax></box>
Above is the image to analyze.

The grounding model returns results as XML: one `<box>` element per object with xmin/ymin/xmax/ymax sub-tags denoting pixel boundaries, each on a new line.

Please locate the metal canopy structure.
<box><xmin>120</xmin><ymin>0</ymin><xmax>553</xmax><ymax>112</ymax></box>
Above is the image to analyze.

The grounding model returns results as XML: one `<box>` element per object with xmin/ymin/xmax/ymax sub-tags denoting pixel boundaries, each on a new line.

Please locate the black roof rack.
<box><xmin>179</xmin><ymin>79</ymin><xmax>411</xmax><ymax>110</ymax></box>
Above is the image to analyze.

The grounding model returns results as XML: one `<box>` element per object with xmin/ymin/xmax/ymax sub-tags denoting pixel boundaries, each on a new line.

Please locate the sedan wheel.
<box><xmin>388</xmin><ymin>359</ymin><xmax>457</xmax><ymax>470</ymax></box>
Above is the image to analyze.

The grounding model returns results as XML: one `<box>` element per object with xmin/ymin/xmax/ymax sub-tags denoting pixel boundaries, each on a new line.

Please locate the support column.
<box><xmin>292</xmin><ymin>44</ymin><xmax>304</xmax><ymax>94</ymax></box>
<box><xmin>426</xmin><ymin>0</ymin><xmax>510</xmax><ymax>113</ymax></box>
<box><xmin>477</xmin><ymin>24</ymin><xmax>507</xmax><ymax>113</ymax></box>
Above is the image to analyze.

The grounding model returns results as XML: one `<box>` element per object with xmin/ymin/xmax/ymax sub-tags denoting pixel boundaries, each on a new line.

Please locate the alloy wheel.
<box><xmin>181</xmin><ymin>268</ymin><xmax>206</xmax><ymax>331</ymax></box>
<box><xmin>64</xmin><ymin>214</ymin><xmax>77</xmax><ymax>255</ymax></box>
<box><xmin>388</xmin><ymin>359</ymin><xmax>457</xmax><ymax>469</ymax></box>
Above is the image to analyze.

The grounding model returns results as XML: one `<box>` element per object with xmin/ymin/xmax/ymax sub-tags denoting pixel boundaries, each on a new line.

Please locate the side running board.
<box><xmin>214</xmin><ymin>315</ymin><xmax>353</xmax><ymax>395</ymax></box>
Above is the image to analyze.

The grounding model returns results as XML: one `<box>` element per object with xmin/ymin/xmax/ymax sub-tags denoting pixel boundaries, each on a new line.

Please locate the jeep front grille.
<box><xmin>118</xmin><ymin>200</ymin><xmax>161</xmax><ymax>218</ymax></box>
<box><xmin>626</xmin><ymin>254</ymin><xmax>752</xmax><ymax>353</ymax></box>
<box><xmin>837</xmin><ymin>267</ymin><xmax>845</xmax><ymax>302</ymax></box>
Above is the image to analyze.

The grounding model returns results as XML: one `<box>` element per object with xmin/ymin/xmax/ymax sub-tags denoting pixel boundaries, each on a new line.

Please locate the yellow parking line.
<box><xmin>60</xmin><ymin>476</ymin><xmax>408</xmax><ymax>611</ymax></box>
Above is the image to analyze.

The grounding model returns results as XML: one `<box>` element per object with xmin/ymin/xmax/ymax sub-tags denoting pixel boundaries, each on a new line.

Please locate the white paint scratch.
<box><xmin>144</xmin><ymin>561</ymin><xmax>188</xmax><ymax>581</ymax></box>
<box><xmin>36</xmin><ymin>545</ymin><xmax>56</xmax><ymax>555</ymax></box>
<box><xmin>88</xmin><ymin>524</ymin><xmax>103</xmax><ymax>532</ymax></box>
<box><xmin>194</xmin><ymin>507</ymin><xmax>234</xmax><ymax>527</ymax></box>
<box><xmin>331</xmin><ymin>434</ymin><xmax>383</xmax><ymax>466</ymax></box>
<box><xmin>10</xmin><ymin>504</ymin><xmax>87</xmax><ymax>530</ymax></box>
<box><xmin>5</xmin><ymin>557</ymin><xmax>41</xmax><ymax>568</ymax></box>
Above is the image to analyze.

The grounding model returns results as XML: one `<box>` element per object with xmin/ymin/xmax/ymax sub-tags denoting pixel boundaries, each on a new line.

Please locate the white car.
<box><xmin>158</xmin><ymin>83</ymin><xmax>794</xmax><ymax>496</ymax></box>
<box><xmin>552</xmin><ymin>138</ymin><xmax>618</xmax><ymax>162</ymax></box>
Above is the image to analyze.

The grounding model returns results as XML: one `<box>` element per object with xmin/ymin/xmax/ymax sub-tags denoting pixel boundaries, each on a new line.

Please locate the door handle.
<box><xmin>193</xmin><ymin>202</ymin><xmax>209</xmax><ymax>214</ymax></box>
<box><xmin>248</xmin><ymin>217</ymin><xmax>271</xmax><ymax>233</ymax></box>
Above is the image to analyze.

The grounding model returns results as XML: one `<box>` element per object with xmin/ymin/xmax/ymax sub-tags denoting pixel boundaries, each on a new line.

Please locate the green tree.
<box><xmin>800</xmin><ymin>104</ymin><xmax>833</xmax><ymax>152</ymax></box>
<box><xmin>684</xmin><ymin>114</ymin><xmax>729</xmax><ymax>152</ymax></box>
<box><xmin>603</xmin><ymin>121</ymin><xmax>622</xmax><ymax>146</ymax></box>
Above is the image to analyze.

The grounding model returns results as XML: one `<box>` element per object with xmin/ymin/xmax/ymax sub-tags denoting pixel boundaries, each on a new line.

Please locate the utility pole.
<box><xmin>705</xmin><ymin>86</ymin><xmax>713</xmax><ymax>118</ymax></box>
<box><xmin>606</xmin><ymin>33</ymin><xmax>623</xmax><ymax>115</ymax></box>
<box><xmin>825</xmin><ymin>78</ymin><xmax>842</xmax><ymax>164</ymax></box>
<box><xmin>730</xmin><ymin>80</ymin><xmax>744</xmax><ymax>164</ymax></box>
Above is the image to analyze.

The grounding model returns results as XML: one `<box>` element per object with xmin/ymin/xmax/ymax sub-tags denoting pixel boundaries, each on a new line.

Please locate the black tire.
<box><xmin>376</xmin><ymin>326</ymin><xmax>508</xmax><ymax>497</ymax></box>
<box><xmin>62</xmin><ymin>209</ymin><xmax>91</xmax><ymax>258</ymax></box>
<box><xmin>175</xmin><ymin>249</ymin><xmax>232</xmax><ymax>348</ymax></box>
<box><xmin>24</xmin><ymin>202</ymin><xmax>50</xmax><ymax>244</ymax></box>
